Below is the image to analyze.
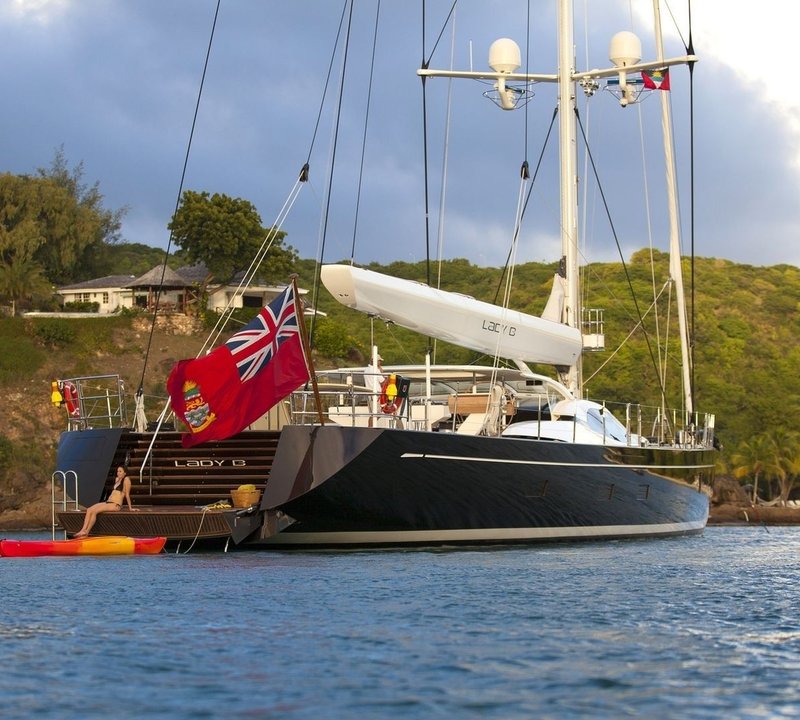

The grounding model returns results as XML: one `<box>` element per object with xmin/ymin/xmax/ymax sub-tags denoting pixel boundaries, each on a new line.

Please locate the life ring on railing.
<box><xmin>62</xmin><ymin>380</ymin><xmax>80</xmax><ymax>418</ymax></box>
<box><xmin>379</xmin><ymin>374</ymin><xmax>401</xmax><ymax>414</ymax></box>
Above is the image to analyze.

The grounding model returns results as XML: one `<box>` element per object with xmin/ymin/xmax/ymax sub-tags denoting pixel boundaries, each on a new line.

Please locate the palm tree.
<box><xmin>771</xmin><ymin>429</ymin><xmax>800</xmax><ymax>505</ymax></box>
<box><xmin>0</xmin><ymin>255</ymin><xmax>51</xmax><ymax>315</ymax></box>
<box><xmin>731</xmin><ymin>434</ymin><xmax>772</xmax><ymax>504</ymax></box>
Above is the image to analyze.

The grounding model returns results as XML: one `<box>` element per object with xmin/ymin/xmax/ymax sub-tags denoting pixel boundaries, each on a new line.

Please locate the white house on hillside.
<box><xmin>56</xmin><ymin>274</ymin><xmax>137</xmax><ymax>313</ymax></box>
<box><xmin>57</xmin><ymin>264</ymin><xmax>313</xmax><ymax>315</ymax></box>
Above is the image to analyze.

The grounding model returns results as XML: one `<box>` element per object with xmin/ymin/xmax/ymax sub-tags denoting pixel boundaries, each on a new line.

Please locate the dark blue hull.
<box><xmin>258</xmin><ymin>425</ymin><xmax>712</xmax><ymax>547</ymax></box>
<box><xmin>54</xmin><ymin>424</ymin><xmax>712</xmax><ymax>548</ymax></box>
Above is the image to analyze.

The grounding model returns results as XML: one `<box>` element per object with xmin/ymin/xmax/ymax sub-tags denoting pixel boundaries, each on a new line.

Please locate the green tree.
<box><xmin>35</xmin><ymin>147</ymin><xmax>126</xmax><ymax>282</ymax></box>
<box><xmin>0</xmin><ymin>199</ymin><xmax>51</xmax><ymax>314</ymax></box>
<box><xmin>0</xmin><ymin>148</ymin><xmax>125</xmax><ymax>292</ymax></box>
<box><xmin>0</xmin><ymin>253</ymin><xmax>51</xmax><ymax>315</ymax></box>
<box><xmin>168</xmin><ymin>191</ymin><xmax>298</xmax><ymax>292</ymax></box>
<box><xmin>312</xmin><ymin>316</ymin><xmax>358</xmax><ymax>359</ymax></box>
<box><xmin>783</xmin><ymin>439</ymin><xmax>800</xmax><ymax>506</ymax></box>
<box><xmin>771</xmin><ymin>429</ymin><xmax>800</xmax><ymax>505</ymax></box>
<box><xmin>731</xmin><ymin>434</ymin><xmax>772</xmax><ymax>503</ymax></box>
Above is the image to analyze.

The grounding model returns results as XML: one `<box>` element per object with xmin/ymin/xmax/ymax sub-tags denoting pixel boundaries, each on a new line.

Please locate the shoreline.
<box><xmin>3</xmin><ymin>502</ymin><xmax>798</xmax><ymax>533</ymax></box>
<box><xmin>708</xmin><ymin>503</ymin><xmax>800</xmax><ymax>526</ymax></box>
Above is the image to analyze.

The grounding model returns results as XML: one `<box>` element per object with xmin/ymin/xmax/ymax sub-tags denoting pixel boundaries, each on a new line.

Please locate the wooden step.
<box><xmin>93</xmin><ymin>429</ymin><xmax>282</xmax><ymax>507</ymax></box>
<box><xmin>145</xmin><ymin>483</ymin><xmax>265</xmax><ymax>492</ymax></box>
<box><xmin>140</xmin><ymin>493</ymin><xmax>240</xmax><ymax>505</ymax></box>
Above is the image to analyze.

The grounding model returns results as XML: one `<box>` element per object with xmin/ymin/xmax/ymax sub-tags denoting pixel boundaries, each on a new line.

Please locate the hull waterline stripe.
<box><xmin>401</xmin><ymin>452</ymin><xmax>714</xmax><ymax>471</ymax></box>
<box><xmin>262</xmin><ymin>518</ymin><xmax>708</xmax><ymax>545</ymax></box>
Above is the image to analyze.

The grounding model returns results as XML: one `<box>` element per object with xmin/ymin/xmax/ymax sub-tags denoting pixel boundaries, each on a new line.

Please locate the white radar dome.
<box><xmin>489</xmin><ymin>38</ymin><xmax>521</xmax><ymax>74</ymax></box>
<box><xmin>609</xmin><ymin>31</ymin><xmax>641</xmax><ymax>67</ymax></box>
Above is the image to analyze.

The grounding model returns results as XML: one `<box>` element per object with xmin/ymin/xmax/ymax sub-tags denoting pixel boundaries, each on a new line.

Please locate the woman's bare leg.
<box><xmin>74</xmin><ymin>502</ymin><xmax>119</xmax><ymax>538</ymax></box>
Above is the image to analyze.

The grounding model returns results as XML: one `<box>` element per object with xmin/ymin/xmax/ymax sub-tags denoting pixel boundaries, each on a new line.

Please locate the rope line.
<box><xmin>136</xmin><ymin>0</ymin><xmax>222</xmax><ymax>400</ymax></box>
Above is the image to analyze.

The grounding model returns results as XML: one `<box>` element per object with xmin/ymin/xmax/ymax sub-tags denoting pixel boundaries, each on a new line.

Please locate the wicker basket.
<box><xmin>230</xmin><ymin>488</ymin><xmax>262</xmax><ymax>508</ymax></box>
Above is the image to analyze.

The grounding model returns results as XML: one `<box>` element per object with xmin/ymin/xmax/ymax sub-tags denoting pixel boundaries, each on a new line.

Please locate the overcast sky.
<box><xmin>2</xmin><ymin>0</ymin><xmax>798</xmax><ymax>270</ymax></box>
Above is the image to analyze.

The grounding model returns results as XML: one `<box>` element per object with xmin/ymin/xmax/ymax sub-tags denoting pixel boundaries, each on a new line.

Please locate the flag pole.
<box><xmin>291</xmin><ymin>274</ymin><xmax>325</xmax><ymax>426</ymax></box>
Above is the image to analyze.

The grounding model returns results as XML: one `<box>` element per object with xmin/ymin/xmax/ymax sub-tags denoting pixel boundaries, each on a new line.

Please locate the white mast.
<box><xmin>653</xmin><ymin>0</ymin><xmax>694</xmax><ymax>416</ymax></box>
<box><xmin>416</xmin><ymin>1</ymin><xmax>697</xmax><ymax>399</ymax></box>
<box><xmin>557</xmin><ymin>0</ymin><xmax>581</xmax><ymax>396</ymax></box>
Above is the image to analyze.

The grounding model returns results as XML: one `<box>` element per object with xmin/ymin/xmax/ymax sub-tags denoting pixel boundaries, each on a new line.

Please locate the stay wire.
<box><xmin>349</xmin><ymin>0</ymin><xmax>382</xmax><ymax>262</ymax></box>
<box><xmin>687</xmin><ymin>0</ymin><xmax>697</xmax><ymax>410</ymax></box>
<box><xmin>420</xmin><ymin>0</ymin><xmax>458</xmax><ymax>359</ymax></box>
<box><xmin>136</xmin><ymin>0</ymin><xmax>221</xmax><ymax>402</ymax></box>
<box><xmin>199</xmin><ymin>187</ymin><xmax>304</xmax><ymax>353</ymax></box>
<box><xmin>421</xmin><ymin>0</ymin><xmax>432</xmax><ymax>292</ymax></box>
<box><xmin>574</xmin><ymin>107</ymin><xmax>669</xmax><ymax>409</ymax></box>
<box><xmin>583</xmin><ymin>279</ymin><xmax>672</xmax><ymax>386</ymax></box>
<box><xmin>487</xmin><ymin>172</ymin><xmax>528</xmax><ymax>393</ymax></box>
<box><xmin>523</xmin><ymin>0</ymin><xmax>531</xmax><ymax>168</ymax></box>
<box><xmin>309</xmin><ymin>0</ymin><xmax>355</xmax><ymax>347</ymax></box>
<box><xmin>305</xmin><ymin>0</ymin><xmax>351</xmax><ymax>169</ymax></box>
<box><xmin>420</xmin><ymin>0</ymin><xmax>432</xmax><ymax>359</ymax></box>
<box><xmin>656</xmin><ymin>0</ymin><xmax>696</xmax><ymax>408</ymax></box>
<box><xmin>421</xmin><ymin>0</ymin><xmax>459</xmax><ymax>282</ymax></box>
<box><xmin>431</xmin><ymin>10</ymin><xmax>458</xmax><ymax>364</ymax></box>
<box><xmin>435</xmin><ymin>15</ymin><xmax>458</xmax><ymax>289</ymax></box>
<box><xmin>421</xmin><ymin>0</ymin><xmax>459</xmax><ymax>68</ymax></box>
<box><xmin>493</xmin><ymin>106</ymin><xmax>558</xmax><ymax>305</ymax></box>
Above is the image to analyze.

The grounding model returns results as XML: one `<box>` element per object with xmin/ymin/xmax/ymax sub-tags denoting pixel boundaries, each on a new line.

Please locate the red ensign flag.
<box><xmin>167</xmin><ymin>285</ymin><xmax>310</xmax><ymax>447</ymax></box>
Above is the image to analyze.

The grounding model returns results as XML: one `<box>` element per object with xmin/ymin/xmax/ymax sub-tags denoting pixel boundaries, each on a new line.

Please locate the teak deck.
<box><xmin>58</xmin><ymin>506</ymin><xmax>242</xmax><ymax>541</ymax></box>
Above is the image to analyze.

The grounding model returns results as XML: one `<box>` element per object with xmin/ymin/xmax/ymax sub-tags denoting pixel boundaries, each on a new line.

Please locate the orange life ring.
<box><xmin>62</xmin><ymin>381</ymin><xmax>80</xmax><ymax>417</ymax></box>
<box><xmin>379</xmin><ymin>375</ymin><xmax>401</xmax><ymax>414</ymax></box>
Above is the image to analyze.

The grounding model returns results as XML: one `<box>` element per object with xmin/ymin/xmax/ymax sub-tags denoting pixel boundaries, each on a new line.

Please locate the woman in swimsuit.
<box><xmin>74</xmin><ymin>465</ymin><xmax>137</xmax><ymax>538</ymax></box>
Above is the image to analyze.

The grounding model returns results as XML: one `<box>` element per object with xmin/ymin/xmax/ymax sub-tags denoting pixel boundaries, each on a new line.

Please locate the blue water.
<box><xmin>1</xmin><ymin>526</ymin><xmax>799</xmax><ymax>719</ymax></box>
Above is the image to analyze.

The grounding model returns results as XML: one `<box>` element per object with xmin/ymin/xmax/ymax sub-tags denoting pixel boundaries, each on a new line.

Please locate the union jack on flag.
<box><xmin>226</xmin><ymin>286</ymin><xmax>302</xmax><ymax>383</ymax></box>
<box><xmin>167</xmin><ymin>282</ymin><xmax>309</xmax><ymax>447</ymax></box>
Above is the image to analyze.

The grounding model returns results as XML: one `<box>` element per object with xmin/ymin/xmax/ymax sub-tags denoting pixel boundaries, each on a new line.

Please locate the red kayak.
<box><xmin>0</xmin><ymin>536</ymin><xmax>166</xmax><ymax>557</ymax></box>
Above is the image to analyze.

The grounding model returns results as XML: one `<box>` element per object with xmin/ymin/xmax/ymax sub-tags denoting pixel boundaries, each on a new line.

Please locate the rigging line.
<box><xmin>436</xmin><ymin>12</ymin><xmax>457</xmax><ymax>286</ymax></box>
<box><xmin>380</xmin><ymin>321</ymin><xmax>424</xmax><ymax>366</ymax></box>
<box><xmin>488</xmin><ymin>173</ymin><xmax>528</xmax><ymax>390</ymax></box>
<box><xmin>304</xmin><ymin>0</ymin><xmax>351</xmax><ymax>169</ymax></box>
<box><xmin>420</xmin><ymin>0</ymin><xmax>453</xmax><ymax>355</ymax></box>
<box><xmin>523</xmin><ymin>0</ymin><xmax>531</xmax><ymax>164</ymax></box>
<box><xmin>197</xmin><ymin>182</ymin><xmax>305</xmax><ymax>354</ymax></box>
<box><xmin>572</xmin><ymin>206</ymin><xmax>658</xmax><ymax>331</ymax></box>
<box><xmin>349</xmin><ymin>0</ymin><xmax>382</xmax><ymax>263</ymax></box>
<box><xmin>663</xmin><ymin>0</ymin><xmax>690</xmax><ymax>53</ymax></box>
<box><xmin>663</xmin><ymin>276</ymin><xmax>674</xmax><ymax>402</ymax></box>
<box><xmin>420</xmin><ymin>0</ymin><xmax>458</xmax><ymax>295</ymax></box>
<box><xmin>633</xmin><ymin>75</ymin><xmax>665</xmax><ymax>386</ymax></box>
<box><xmin>421</xmin><ymin>0</ymin><xmax>433</xmax><ymax>308</ymax></box>
<box><xmin>687</xmin><ymin>0</ymin><xmax>696</xmax><ymax>409</ymax></box>
<box><xmin>309</xmin><ymin>0</ymin><xmax>355</xmax><ymax>348</ymax></box>
<box><xmin>190</xmin><ymin>178</ymin><xmax>305</xmax><ymax>354</ymax></box>
<box><xmin>654</xmin><ymin>0</ymin><xmax>695</xmax><ymax>412</ymax></box>
<box><xmin>575</xmin><ymin>246</ymin><xmax>639</xmax><ymax>328</ymax></box>
<box><xmin>579</xmin><ymin>0</ymin><xmax>590</xmax><ymax>315</ymax></box>
<box><xmin>502</xmin><ymin>181</ymin><xmax>526</xmax><ymax>316</ymax></box>
<box><xmin>584</xmin><ymin>279</ymin><xmax>671</xmax><ymax>385</ymax></box>
<box><xmin>422</xmin><ymin>0</ymin><xmax>459</xmax><ymax>68</ymax></box>
<box><xmin>136</xmin><ymin>0</ymin><xmax>221</xmax><ymax>400</ymax></box>
<box><xmin>433</xmin><ymin>10</ymin><xmax>458</xmax><ymax>365</ymax></box>
<box><xmin>293</xmin><ymin>0</ymin><xmax>348</xmax><ymax>353</ymax></box>
<box><xmin>492</xmin><ymin>106</ymin><xmax>558</xmax><ymax>305</ymax></box>
<box><xmin>574</xmin><ymin>107</ymin><xmax>669</xmax><ymax>409</ymax></box>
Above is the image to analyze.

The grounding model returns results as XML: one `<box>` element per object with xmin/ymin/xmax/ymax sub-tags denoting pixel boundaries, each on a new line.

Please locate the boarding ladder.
<box><xmin>51</xmin><ymin>470</ymin><xmax>79</xmax><ymax>540</ymax></box>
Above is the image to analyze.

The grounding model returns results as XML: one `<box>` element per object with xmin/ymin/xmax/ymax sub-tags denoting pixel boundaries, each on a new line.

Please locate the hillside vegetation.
<box><xmin>1</xmin><ymin>251</ymin><xmax>799</xmax><ymax>523</ymax></box>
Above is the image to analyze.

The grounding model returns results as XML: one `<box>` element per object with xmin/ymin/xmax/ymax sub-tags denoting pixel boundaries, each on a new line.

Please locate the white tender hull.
<box><xmin>321</xmin><ymin>264</ymin><xmax>582</xmax><ymax>366</ymax></box>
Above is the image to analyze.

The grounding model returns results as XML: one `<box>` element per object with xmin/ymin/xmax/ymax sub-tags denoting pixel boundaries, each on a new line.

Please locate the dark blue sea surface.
<box><xmin>1</xmin><ymin>526</ymin><xmax>799</xmax><ymax>719</ymax></box>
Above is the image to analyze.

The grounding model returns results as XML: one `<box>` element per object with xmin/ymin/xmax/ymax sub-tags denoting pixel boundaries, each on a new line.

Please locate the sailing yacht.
<box><xmin>54</xmin><ymin>1</ymin><xmax>716</xmax><ymax>549</ymax></box>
